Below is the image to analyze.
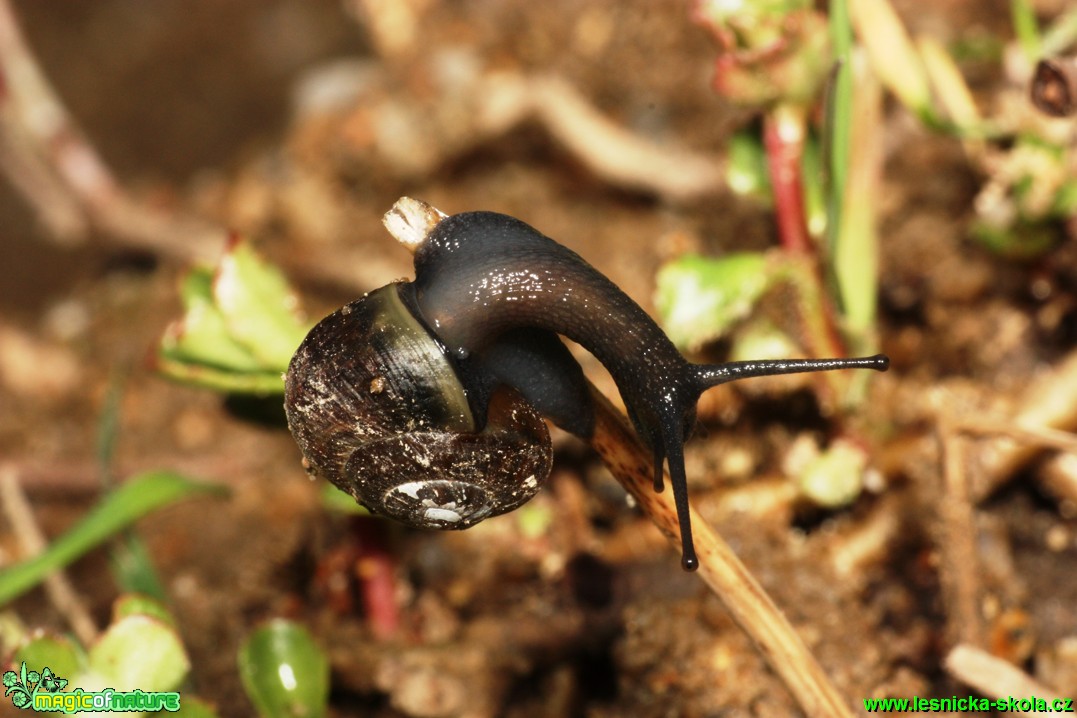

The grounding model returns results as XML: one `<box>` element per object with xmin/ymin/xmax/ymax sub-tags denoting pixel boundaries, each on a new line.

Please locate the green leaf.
<box><xmin>160</xmin><ymin>268</ymin><xmax>268</xmax><ymax>375</ymax></box>
<box><xmin>728</xmin><ymin>319</ymin><xmax>799</xmax><ymax>363</ymax></box>
<box><xmin>112</xmin><ymin>594</ymin><xmax>176</xmax><ymax>629</ymax></box>
<box><xmin>154</xmin><ymin>354</ymin><xmax>286</xmax><ymax>395</ymax></box>
<box><xmin>0</xmin><ymin>472</ymin><xmax>227</xmax><ymax>605</ymax></box>
<box><xmin>109</xmin><ymin>534</ymin><xmax>168</xmax><ymax>602</ymax></box>
<box><xmin>88</xmin><ymin>615</ymin><xmax>189</xmax><ymax>692</ymax></box>
<box><xmin>238</xmin><ymin>620</ymin><xmax>329</xmax><ymax>718</ymax></box>
<box><xmin>655</xmin><ymin>253</ymin><xmax>772</xmax><ymax>351</ymax></box>
<box><xmin>794</xmin><ymin>439</ymin><xmax>866</xmax><ymax>508</ymax></box>
<box><xmin>319</xmin><ymin>484</ymin><xmax>369</xmax><ymax>516</ymax></box>
<box><xmin>172</xmin><ymin>695</ymin><xmax>224</xmax><ymax>718</ymax></box>
<box><xmin>156</xmin><ymin>238</ymin><xmax>310</xmax><ymax>395</ymax></box>
<box><xmin>214</xmin><ymin>239</ymin><xmax>309</xmax><ymax>372</ymax></box>
<box><xmin>726</xmin><ymin>129</ymin><xmax>771</xmax><ymax>201</ymax></box>
<box><xmin>15</xmin><ymin>635</ymin><xmax>83</xmax><ymax>680</ymax></box>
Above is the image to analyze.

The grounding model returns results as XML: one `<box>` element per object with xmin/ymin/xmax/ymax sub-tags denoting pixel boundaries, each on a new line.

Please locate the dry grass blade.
<box><xmin>0</xmin><ymin>464</ymin><xmax>98</xmax><ymax>645</ymax></box>
<box><xmin>938</xmin><ymin>424</ymin><xmax>985</xmax><ymax>648</ymax></box>
<box><xmin>588</xmin><ymin>386</ymin><xmax>854</xmax><ymax>717</ymax></box>
<box><xmin>946</xmin><ymin>643</ymin><xmax>1067</xmax><ymax>705</ymax></box>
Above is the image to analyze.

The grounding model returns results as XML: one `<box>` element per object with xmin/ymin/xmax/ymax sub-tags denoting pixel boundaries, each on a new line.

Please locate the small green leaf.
<box><xmin>238</xmin><ymin>620</ymin><xmax>329</xmax><ymax>718</ymax></box>
<box><xmin>728</xmin><ymin>319</ymin><xmax>799</xmax><ymax>363</ymax></box>
<box><xmin>971</xmin><ymin>220</ymin><xmax>1057</xmax><ymax>259</ymax></box>
<box><xmin>319</xmin><ymin>484</ymin><xmax>370</xmax><ymax>516</ymax></box>
<box><xmin>516</xmin><ymin>503</ymin><xmax>553</xmax><ymax>539</ymax></box>
<box><xmin>109</xmin><ymin>534</ymin><xmax>168</xmax><ymax>602</ymax></box>
<box><xmin>156</xmin><ymin>238</ymin><xmax>309</xmax><ymax>395</ymax></box>
<box><xmin>160</xmin><ymin>268</ymin><xmax>267</xmax><ymax>374</ymax></box>
<box><xmin>214</xmin><ymin>239</ymin><xmax>309</xmax><ymax>371</ymax></box>
<box><xmin>15</xmin><ymin>635</ymin><xmax>83</xmax><ymax>680</ymax></box>
<box><xmin>112</xmin><ymin>594</ymin><xmax>176</xmax><ymax>628</ymax></box>
<box><xmin>794</xmin><ymin>439</ymin><xmax>867</xmax><ymax>508</ymax></box>
<box><xmin>655</xmin><ymin>253</ymin><xmax>772</xmax><ymax>351</ymax></box>
<box><xmin>173</xmin><ymin>695</ymin><xmax>224</xmax><ymax>718</ymax></box>
<box><xmin>0</xmin><ymin>472</ymin><xmax>227</xmax><ymax>605</ymax></box>
<box><xmin>88</xmin><ymin>615</ymin><xmax>189</xmax><ymax>692</ymax></box>
<box><xmin>726</xmin><ymin>130</ymin><xmax>771</xmax><ymax>201</ymax></box>
<box><xmin>154</xmin><ymin>354</ymin><xmax>286</xmax><ymax>395</ymax></box>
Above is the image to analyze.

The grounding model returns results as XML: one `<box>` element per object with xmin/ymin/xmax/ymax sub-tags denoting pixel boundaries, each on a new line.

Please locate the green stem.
<box><xmin>826</xmin><ymin>0</ymin><xmax>853</xmax><ymax>259</ymax></box>
<box><xmin>1043</xmin><ymin>8</ymin><xmax>1077</xmax><ymax>56</ymax></box>
<box><xmin>1011</xmin><ymin>0</ymin><xmax>1042</xmax><ymax>61</ymax></box>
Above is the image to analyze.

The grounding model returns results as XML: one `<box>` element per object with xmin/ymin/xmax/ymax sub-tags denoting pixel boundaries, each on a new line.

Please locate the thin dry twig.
<box><xmin>384</xmin><ymin>196</ymin><xmax>855</xmax><ymax>718</ymax></box>
<box><xmin>331</xmin><ymin>65</ymin><xmax>726</xmax><ymax>201</ymax></box>
<box><xmin>938</xmin><ymin>421</ymin><xmax>986</xmax><ymax>648</ymax></box>
<box><xmin>946</xmin><ymin>643</ymin><xmax>1067</xmax><ymax>706</ymax></box>
<box><xmin>977</xmin><ymin>349</ymin><xmax>1077</xmax><ymax>499</ymax></box>
<box><xmin>957</xmin><ymin>417</ymin><xmax>1077</xmax><ymax>456</ymax></box>
<box><xmin>1</xmin><ymin>0</ymin><xmax>723</xmax><ymax>289</ymax></box>
<box><xmin>523</xmin><ymin>75</ymin><xmax>724</xmax><ymax>201</ymax></box>
<box><xmin>0</xmin><ymin>463</ymin><xmax>98</xmax><ymax>645</ymax></box>
<box><xmin>588</xmin><ymin>387</ymin><xmax>854</xmax><ymax>717</ymax></box>
<box><xmin>0</xmin><ymin>0</ymin><xmax>224</xmax><ymax>261</ymax></box>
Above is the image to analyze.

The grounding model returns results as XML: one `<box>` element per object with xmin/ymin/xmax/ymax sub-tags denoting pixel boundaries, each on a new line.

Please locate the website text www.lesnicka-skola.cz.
<box><xmin>863</xmin><ymin>695</ymin><xmax>1075</xmax><ymax>713</ymax></box>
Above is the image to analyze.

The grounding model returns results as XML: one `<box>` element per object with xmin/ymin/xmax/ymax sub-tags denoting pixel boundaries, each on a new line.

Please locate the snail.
<box><xmin>284</xmin><ymin>199</ymin><xmax>889</xmax><ymax>570</ymax></box>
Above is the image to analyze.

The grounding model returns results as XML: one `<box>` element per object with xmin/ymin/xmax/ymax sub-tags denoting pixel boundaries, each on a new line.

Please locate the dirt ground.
<box><xmin>2</xmin><ymin>1</ymin><xmax>1076</xmax><ymax>716</ymax></box>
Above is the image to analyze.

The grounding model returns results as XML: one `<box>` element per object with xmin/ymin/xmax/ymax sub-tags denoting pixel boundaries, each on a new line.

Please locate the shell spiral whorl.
<box><xmin>284</xmin><ymin>282</ymin><xmax>553</xmax><ymax>529</ymax></box>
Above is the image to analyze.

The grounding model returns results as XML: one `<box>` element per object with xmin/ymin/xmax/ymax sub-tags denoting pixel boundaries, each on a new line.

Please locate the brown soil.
<box><xmin>2</xmin><ymin>1</ymin><xmax>1075</xmax><ymax>716</ymax></box>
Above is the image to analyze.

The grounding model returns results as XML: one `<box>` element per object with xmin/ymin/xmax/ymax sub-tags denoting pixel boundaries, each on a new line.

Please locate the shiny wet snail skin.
<box><xmin>284</xmin><ymin>205</ymin><xmax>889</xmax><ymax>570</ymax></box>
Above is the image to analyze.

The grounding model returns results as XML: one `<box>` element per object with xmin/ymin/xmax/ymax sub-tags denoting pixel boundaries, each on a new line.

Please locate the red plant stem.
<box><xmin>352</xmin><ymin>517</ymin><xmax>400</xmax><ymax>641</ymax></box>
<box><xmin>763</xmin><ymin>105</ymin><xmax>849</xmax><ymax>363</ymax></box>
<box><xmin>763</xmin><ymin>106</ymin><xmax>812</xmax><ymax>254</ymax></box>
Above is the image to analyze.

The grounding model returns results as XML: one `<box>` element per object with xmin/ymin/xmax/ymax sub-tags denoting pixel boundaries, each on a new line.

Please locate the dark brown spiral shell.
<box><xmin>284</xmin><ymin>282</ymin><xmax>553</xmax><ymax>529</ymax></box>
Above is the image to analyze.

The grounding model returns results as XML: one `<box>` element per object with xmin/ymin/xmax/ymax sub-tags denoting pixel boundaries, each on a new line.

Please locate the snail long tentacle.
<box><xmin>693</xmin><ymin>354</ymin><xmax>890</xmax><ymax>391</ymax></box>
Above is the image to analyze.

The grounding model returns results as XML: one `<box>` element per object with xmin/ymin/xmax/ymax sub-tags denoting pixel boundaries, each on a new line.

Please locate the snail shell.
<box><xmin>284</xmin><ymin>282</ymin><xmax>553</xmax><ymax>529</ymax></box>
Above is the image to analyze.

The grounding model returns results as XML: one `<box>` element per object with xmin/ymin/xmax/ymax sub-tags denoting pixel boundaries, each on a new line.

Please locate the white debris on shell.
<box><xmin>390</xmin><ymin>481</ymin><xmax>485</xmax><ymax>525</ymax></box>
<box><xmin>424</xmin><ymin>507</ymin><xmax>463</xmax><ymax>523</ymax></box>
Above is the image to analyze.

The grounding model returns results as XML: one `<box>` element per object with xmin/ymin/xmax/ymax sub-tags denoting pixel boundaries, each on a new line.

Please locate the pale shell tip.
<box><xmin>383</xmin><ymin>197</ymin><xmax>447</xmax><ymax>254</ymax></box>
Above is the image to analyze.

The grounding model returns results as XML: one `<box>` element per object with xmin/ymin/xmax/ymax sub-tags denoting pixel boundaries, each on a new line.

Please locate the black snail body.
<box><xmin>284</xmin><ymin>206</ymin><xmax>889</xmax><ymax>570</ymax></box>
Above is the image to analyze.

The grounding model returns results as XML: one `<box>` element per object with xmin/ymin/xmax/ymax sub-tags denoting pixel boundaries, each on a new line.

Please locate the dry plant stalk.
<box><xmin>588</xmin><ymin>387</ymin><xmax>853</xmax><ymax>717</ymax></box>
<box><xmin>946</xmin><ymin>643</ymin><xmax>1066</xmax><ymax>704</ymax></box>
<box><xmin>386</xmin><ymin>196</ymin><xmax>854</xmax><ymax>718</ymax></box>
<box><xmin>0</xmin><ymin>0</ymin><xmax>723</xmax><ymax>296</ymax></box>
<box><xmin>0</xmin><ymin>0</ymin><xmax>223</xmax><ymax>260</ymax></box>
<box><xmin>938</xmin><ymin>424</ymin><xmax>985</xmax><ymax>648</ymax></box>
<box><xmin>0</xmin><ymin>464</ymin><xmax>98</xmax><ymax>645</ymax></box>
<box><xmin>977</xmin><ymin>348</ymin><xmax>1077</xmax><ymax>499</ymax></box>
